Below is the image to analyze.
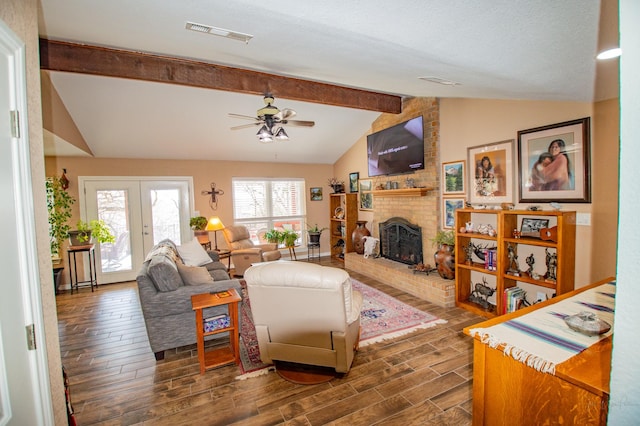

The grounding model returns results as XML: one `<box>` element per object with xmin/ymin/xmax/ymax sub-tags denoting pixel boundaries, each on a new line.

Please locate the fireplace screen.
<box><xmin>379</xmin><ymin>217</ymin><xmax>423</xmax><ymax>266</ymax></box>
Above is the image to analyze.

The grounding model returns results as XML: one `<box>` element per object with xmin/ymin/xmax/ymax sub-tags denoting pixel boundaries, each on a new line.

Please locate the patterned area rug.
<box><xmin>237</xmin><ymin>278</ymin><xmax>446</xmax><ymax>379</ymax></box>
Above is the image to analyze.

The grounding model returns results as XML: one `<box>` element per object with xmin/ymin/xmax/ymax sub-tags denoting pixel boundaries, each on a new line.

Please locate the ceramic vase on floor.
<box><xmin>434</xmin><ymin>244</ymin><xmax>455</xmax><ymax>279</ymax></box>
<box><xmin>352</xmin><ymin>221</ymin><xmax>371</xmax><ymax>255</ymax></box>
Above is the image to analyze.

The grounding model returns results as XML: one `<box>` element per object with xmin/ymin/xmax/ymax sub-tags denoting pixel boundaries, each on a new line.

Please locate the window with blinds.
<box><xmin>232</xmin><ymin>178</ymin><xmax>307</xmax><ymax>246</ymax></box>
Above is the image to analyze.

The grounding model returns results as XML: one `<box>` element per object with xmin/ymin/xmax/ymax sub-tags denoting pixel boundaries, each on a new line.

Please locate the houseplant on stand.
<box><xmin>46</xmin><ymin>177</ymin><xmax>76</xmax><ymax>259</ymax></box>
<box><xmin>306</xmin><ymin>223</ymin><xmax>328</xmax><ymax>245</ymax></box>
<box><xmin>190</xmin><ymin>216</ymin><xmax>209</xmax><ymax>244</ymax></box>
<box><xmin>431</xmin><ymin>230</ymin><xmax>455</xmax><ymax>279</ymax></box>
<box><xmin>264</xmin><ymin>229</ymin><xmax>283</xmax><ymax>245</ymax></box>
<box><xmin>68</xmin><ymin>219</ymin><xmax>116</xmax><ymax>246</ymax></box>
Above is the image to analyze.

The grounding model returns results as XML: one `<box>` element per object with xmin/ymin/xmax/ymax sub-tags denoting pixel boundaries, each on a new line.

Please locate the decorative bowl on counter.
<box><xmin>564</xmin><ymin>311</ymin><xmax>611</xmax><ymax>336</ymax></box>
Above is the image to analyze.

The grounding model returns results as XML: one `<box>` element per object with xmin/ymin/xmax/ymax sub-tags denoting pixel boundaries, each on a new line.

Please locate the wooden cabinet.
<box><xmin>329</xmin><ymin>193</ymin><xmax>358</xmax><ymax>261</ymax></box>
<box><xmin>455</xmin><ymin>209</ymin><xmax>576</xmax><ymax>318</ymax></box>
<box><xmin>463</xmin><ymin>278</ymin><xmax>612</xmax><ymax>425</ymax></box>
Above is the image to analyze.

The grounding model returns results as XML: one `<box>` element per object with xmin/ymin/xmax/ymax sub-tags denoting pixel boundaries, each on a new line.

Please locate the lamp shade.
<box><xmin>205</xmin><ymin>216</ymin><xmax>225</xmax><ymax>231</ymax></box>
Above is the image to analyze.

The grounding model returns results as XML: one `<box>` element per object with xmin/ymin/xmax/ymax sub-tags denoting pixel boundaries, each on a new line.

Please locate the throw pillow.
<box><xmin>177</xmin><ymin>238</ymin><xmax>213</xmax><ymax>266</ymax></box>
<box><xmin>147</xmin><ymin>255</ymin><xmax>183</xmax><ymax>292</ymax></box>
<box><xmin>176</xmin><ymin>262</ymin><xmax>214</xmax><ymax>286</ymax></box>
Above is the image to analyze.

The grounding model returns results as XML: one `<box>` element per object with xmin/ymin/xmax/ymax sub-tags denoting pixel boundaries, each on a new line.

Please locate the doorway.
<box><xmin>81</xmin><ymin>177</ymin><xmax>193</xmax><ymax>283</ymax></box>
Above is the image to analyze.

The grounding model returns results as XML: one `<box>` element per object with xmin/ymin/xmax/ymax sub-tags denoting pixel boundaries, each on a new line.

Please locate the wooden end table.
<box><xmin>191</xmin><ymin>288</ymin><xmax>241</xmax><ymax>374</ymax></box>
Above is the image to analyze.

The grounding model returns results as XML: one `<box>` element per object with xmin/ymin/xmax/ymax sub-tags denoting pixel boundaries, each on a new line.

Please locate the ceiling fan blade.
<box><xmin>285</xmin><ymin>119</ymin><xmax>315</xmax><ymax>127</ymax></box>
<box><xmin>231</xmin><ymin>122</ymin><xmax>262</xmax><ymax>130</ymax></box>
<box><xmin>280</xmin><ymin>108</ymin><xmax>297</xmax><ymax>120</ymax></box>
<box><xmin>229</xmin><ymin>113</ymin><xmax>259</xmax><ymax>121</ymax></box>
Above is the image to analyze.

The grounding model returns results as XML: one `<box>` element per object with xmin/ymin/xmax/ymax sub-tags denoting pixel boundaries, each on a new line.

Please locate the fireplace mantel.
<box><xmin>371</xmin><ymin>187</ymin><xmax>433</xmax><ymax>197</ymax></box>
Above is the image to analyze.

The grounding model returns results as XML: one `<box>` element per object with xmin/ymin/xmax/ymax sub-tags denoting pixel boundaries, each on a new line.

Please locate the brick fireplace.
<box><xmin>344</xmin><ymin>97</ymin><xmax>455</xmax><ymax>308</ymax></box>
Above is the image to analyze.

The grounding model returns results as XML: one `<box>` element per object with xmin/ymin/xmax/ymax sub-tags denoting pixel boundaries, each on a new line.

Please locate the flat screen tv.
<box><xmin>367</xmin><ymin>116</ymin><xmax>424</xmax><ymax>177</ymax></box>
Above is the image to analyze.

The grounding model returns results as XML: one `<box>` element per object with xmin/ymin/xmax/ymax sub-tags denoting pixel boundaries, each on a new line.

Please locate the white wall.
<box><xmin>608</xmin><ymin>0</ymin><xmax>640</xmax><ymax>422</ymax></box>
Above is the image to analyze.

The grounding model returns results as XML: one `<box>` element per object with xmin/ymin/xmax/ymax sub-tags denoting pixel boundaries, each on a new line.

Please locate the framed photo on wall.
<box><xmin>443</xmin><ymin>197</ymin><xmax>465</xmax><ymax>229</ymax></box>
<box><xmin>349</xmin><ymin>172</ymin><xmax>359</xmax><ymax>193</ymax></box>
<box><xmin>310</xmin><ymin>187</ymin><xmax>322</xmax><ymax>201</ymax></box>
<box><xmin>359</xmin><ymin>179</ymin><xmax>373</xmax><ymax>210</ymax></box>
<box><xmin>517</xmin><ymin>117</ymin><xmax>591</xmax><ymax>203</ymax></box>
<box><xmin>467</xmin><ymin>139</ymin><xmax>515</xmax><ymax>204</ymax></box>
<box><xmin>442</xmin><ymin>160</ymin><xmax>466</xmax><ymax>195</ymax></box>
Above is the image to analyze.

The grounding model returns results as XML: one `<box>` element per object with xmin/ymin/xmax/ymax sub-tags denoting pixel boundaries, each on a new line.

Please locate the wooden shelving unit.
<box><xmin>454</xmin><ymin>209</ymin><xmax>576</xmax><ymax>318</ymax></box>
<box><xmin>329</xmin><ymin>193</ymin><xmax>358</xmax><ymax>261</ymax></box>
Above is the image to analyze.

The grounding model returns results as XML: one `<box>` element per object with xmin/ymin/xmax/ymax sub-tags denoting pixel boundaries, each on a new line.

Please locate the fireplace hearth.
<box><xmin>379</xmin><ymin>217</ymin><xmax>423</xmax><ymax>266</ymax></box>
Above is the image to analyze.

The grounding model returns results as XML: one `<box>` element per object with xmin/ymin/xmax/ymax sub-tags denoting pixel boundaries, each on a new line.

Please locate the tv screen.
<box><xmin>367</xmin><ymin>116</ymin><xmax>424</xmax><ymax>177</ymax></box>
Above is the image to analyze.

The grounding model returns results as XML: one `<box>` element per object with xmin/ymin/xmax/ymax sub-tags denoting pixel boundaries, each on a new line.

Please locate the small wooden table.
<box><xmin>191</xmin><ymin>288</ymin><xmax>241</xmax><ymax>374</ymax></box>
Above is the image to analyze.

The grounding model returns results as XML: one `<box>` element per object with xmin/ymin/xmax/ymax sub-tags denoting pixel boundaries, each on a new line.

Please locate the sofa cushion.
<box><xmin>176</xmin><ymin>262</ymin><xmax>215</xmax><ymax>286</ymax></box>
<box><xmin>147</xmin><ymin>255</ymin><xmax>183</xmax><ymax>292</ymax></box>
<box><xmin>177</xmin><ymin>238</ymin><xmax>213</xmax><ymax>266</ymax></box>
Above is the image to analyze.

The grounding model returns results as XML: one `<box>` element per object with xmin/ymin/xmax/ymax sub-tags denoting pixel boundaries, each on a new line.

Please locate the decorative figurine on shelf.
<box><xmin>525</xmin><ymin>253</ymin><xmax>535</xmax><ymax>276</ymax></box>
<box><xmin>468</xmin><ymin>277</ymin><xmax>495</xmax><ymax>311</ymax></box>
<box><xmin>464</xmin><ymin>242</ymin><xmax>475</xmax><ymax>264</ymax></box>
<box><xmin>506</xmin><ymin>243</ymin><xmax>520</xmax><ymax>276</ymax></box>
<box><xmin>513</xmin><ymin>229</ymin><xmax>521</xmax><ymax>239</ymax></box>
<box><xmin>545</xmin><ymin>248</ymin><xmax>557</xmax><ymax>282</ymax></box>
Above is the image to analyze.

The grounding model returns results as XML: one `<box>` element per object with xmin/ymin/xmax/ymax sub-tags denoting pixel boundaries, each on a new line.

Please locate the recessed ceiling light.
<box><xmin>596</xmin><ymin>47</ymin><xmax>621</xmax><ymax>60</ymax></box>
<box><xmin>185</xmin><ymin>21</ymin><xmax>253</xmax><ymax>44</ymax></box>
<box><xmin>418</xmin><ymin>76</ymin><xmax>461</xmax><ymax>86</ymax></box>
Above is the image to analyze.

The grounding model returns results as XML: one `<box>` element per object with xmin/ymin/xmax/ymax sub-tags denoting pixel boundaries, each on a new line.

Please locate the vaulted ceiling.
<box><xmin>38</xmin><ymin>0</ymin><xmax>617</xmax><ymax>164</ymax></box>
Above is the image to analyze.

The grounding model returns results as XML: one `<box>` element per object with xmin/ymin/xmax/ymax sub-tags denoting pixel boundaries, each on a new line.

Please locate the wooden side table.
<box><xmin>191</xmin><ymin>288</ymin><xmax>241</xmax><ymax>374</ymax></box>
<box><xmin>67</xmin><ymin>244</ymin><xmax>97</xmax><ymax>294</ymax></box>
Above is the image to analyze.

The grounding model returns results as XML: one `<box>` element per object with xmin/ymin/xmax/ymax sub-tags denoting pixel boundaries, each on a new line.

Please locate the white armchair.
<box><xmin>222</xmin><ymin>225</ymin><xmax>282</xmax><ymax>276</ymax></box>
<box><xmin>244</xmin><ymin>261</ymin><xmax>362</xmax><ymax>374</ymax></box>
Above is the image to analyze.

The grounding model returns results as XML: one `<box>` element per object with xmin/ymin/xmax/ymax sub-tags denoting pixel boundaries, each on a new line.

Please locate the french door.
<box><xmin>81</xmin><ymin>177</ymin><xmax>193</xmax><ymax>284</ymax></box>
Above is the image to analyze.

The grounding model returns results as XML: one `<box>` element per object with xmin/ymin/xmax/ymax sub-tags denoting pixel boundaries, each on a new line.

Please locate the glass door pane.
<box><xmin>83</xmin><ymin>180</ymin><xmax>143</xmax><ymax>284</ymax></box>
<box><xmin>96</xmin><ymin>190</ymin><xmax>132</xmax><ymax>273</ymax></box>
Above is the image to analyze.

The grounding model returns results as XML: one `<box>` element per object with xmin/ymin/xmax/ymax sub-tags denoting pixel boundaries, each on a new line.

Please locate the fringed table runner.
<box><xmin>469</xmin><ymin>280</ymin><xmax>615</xmax><ymax>375</ymax></box>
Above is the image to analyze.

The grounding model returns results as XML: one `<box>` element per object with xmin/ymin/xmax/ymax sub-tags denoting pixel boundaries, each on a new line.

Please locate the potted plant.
<box><xmin>306</xmin><ymin>223</ymin><xmax>328</xmax><ymax>245</ymax></box>
<box><xmin>431</xmin><ymin>230</ymin><xmax>455</xmax><ymax>280</ymax></box>
<box><xmin>281</xmin><ymin>230</ymin><xmax>299</xmax><ymax>248</ymax></box>
<box><xmin>46</xmin><ymin>177</ymin><xmax>76</xmax><ymax>258</ymax></box>
<box><xmin>68</xmin><ymin>219</ymin><xmax>116</xmax><ymax>246</ymax></box>
<box><xmin>190</xmin><ymin>216</ymin><xmax>209</xmax><ymax>243</ymax></box>
<box><xmin>264</xmin><ymin>229</ymin><xmax>283</xmax><ymax>244</ymax></box>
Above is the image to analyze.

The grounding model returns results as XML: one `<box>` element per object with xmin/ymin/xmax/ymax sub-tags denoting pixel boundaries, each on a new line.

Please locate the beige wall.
<box><xmin>0</xmin><ymin>0</ymin><xmax>67</xmax><ymax>423</ymax></box>
<box><xmin>335</xmin><ymin>97</ymin><xmax>619</xmax><ymax>289</ymax></box>
<box><xmin>45</xmin><ymin>157</ymin><xmax>334</xmax><ymax>256</ymax></box>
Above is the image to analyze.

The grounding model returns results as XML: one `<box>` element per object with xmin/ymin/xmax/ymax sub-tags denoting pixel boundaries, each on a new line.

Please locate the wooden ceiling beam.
<box><xmin>39</xmin><ymin>39</ymin><xmax>402</xmax><ymax>114</ymax></box>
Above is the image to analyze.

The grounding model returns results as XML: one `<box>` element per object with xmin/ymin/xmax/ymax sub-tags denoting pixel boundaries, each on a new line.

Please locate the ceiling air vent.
<box><xmin>185</xmin><ymin>22</ymin><xmax>253</xmax><ymax>44</ymax></box>
<box><xmin>418</xmin><ymin>76</ymin><xmax>461</xmax><ymax>86</ymax></box>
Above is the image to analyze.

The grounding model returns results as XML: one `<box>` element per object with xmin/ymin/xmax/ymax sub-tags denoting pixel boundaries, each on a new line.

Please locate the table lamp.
<box><xmin>205</xmin><ymin>216</ymin><xmax>225</xmax><ymax>250</ymax></box>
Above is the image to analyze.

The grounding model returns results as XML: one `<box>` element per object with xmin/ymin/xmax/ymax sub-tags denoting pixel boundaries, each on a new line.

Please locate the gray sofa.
<box><xmin>136</xmin><ymin>239</ymin><xmax>243</xmax><ymax>360</ymax></box>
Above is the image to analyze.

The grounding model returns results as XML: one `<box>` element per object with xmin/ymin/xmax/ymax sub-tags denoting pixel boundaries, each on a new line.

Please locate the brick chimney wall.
<box><xmin>367</xmin><ymin>97</ymin><xmax>440</xmax><ymax>264</ymax></box>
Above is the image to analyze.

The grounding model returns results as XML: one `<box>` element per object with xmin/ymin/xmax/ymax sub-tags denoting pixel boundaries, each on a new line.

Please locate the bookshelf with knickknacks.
<box><xmin>454</xmin><ymin>208</ymin><xmax>576</xmax><ymax>318</ymax></box>
<box><xmin>329</xmin><ymin>193</ymin><xmax>358</xmax><ymax>261</ymax></box>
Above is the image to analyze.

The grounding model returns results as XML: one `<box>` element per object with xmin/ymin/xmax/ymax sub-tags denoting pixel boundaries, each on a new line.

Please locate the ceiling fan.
<box><xmin>229</xmin><ymin>94</ymin><xmax>315</xmax><ymax>143</ymax></box>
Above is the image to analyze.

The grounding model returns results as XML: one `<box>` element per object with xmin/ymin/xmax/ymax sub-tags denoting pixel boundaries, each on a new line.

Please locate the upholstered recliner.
<box><xmin>244</xmin><ymin>261</ymin><xmax>362</xmax><ymax>373</ymax></box>
<box><xmin>222</xmin><ymin>225</ymin><xmax>282</xmax><ymax>276</ymax></box>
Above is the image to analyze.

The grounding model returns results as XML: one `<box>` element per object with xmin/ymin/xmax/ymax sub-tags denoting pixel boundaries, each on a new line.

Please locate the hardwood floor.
<box><xmin>56</xmin><ymin>258</ymin><xmax>484</xmax><ymax>425</ymax></box>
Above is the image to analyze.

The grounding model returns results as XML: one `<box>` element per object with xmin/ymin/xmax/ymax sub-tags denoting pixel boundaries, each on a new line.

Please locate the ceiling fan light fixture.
<box><xmin>257</xmin><ymin>125</ymin><xmax>273</xmax><ymax>138</ymax></box>
<box><xmin>259</xmin><ymin>136</ymin><xmax>274</xmax><ymax>143</ymax></box>
<box><xmin>185</xmin><ymin>21</ymin><xmax>253</xmax><ymax>44</ymax></box>
<box><xmin>274</xmin><ymin>127</ymin><xmax>289</xmax><ymax>140</ymax></box>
